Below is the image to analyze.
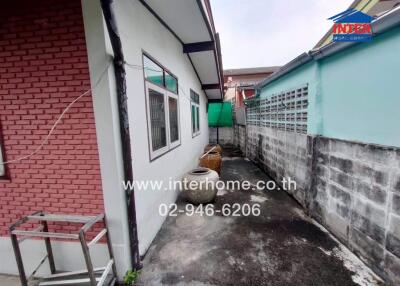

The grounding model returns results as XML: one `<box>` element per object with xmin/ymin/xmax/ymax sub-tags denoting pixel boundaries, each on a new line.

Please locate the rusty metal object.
<box><xmin>9</xmin><ymin>211</ymin><xmax>116</xmax><ymax>286</ymax></box>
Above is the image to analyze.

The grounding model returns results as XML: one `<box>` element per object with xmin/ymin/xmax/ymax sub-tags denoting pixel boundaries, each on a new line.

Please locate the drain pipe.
<box><xmin>100</xmin><ymin>0</ymin><xmax>141</xmax><ymax>270</ymax></box>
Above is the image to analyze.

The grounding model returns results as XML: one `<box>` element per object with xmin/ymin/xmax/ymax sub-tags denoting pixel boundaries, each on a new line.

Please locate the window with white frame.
<box><xmin>143</xmin><ymin>54</ymin><xmax>180</xmax><ymax>160</ymax></box>
<box><xmin>190</xmin><ymin>90</ymin><xmax>200</xmax><ymax>137</ymax></box>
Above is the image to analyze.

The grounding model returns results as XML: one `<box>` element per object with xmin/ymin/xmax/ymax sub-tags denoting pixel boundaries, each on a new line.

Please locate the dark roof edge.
<box><xmin>197</xmin><ymin>0</ymin><xmax>224</xmax><ymax>99</ymax></box>
<box><xmin>256</xmin><ymin>6</ymin><xmax>400</xmax><ymax>90</ymax></box>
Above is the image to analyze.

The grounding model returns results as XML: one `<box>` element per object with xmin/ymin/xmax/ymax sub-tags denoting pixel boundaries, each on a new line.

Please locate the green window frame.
<box><xmin>190</xmin><ymin>89</ymin><xmax>200</xmax><ymax>137</ymax></box>
<box><xmin>143</xmin><ymin>54</ymin><xmax>178</xmax><ymax>94</ymax></box>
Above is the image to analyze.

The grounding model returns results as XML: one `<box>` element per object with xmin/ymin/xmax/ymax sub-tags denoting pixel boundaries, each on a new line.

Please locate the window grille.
<box><xmin>168</xmin><ymin>97</ymin><xmax>179</xmax><ymax>142</ymax></box>
<box><xmin>191</xmin><ymin>89</ymin><xmax>200</xmax><ymax>136</ymax></box>
<box><xmin>149</xmin><ymin>89</ymin><xmax>167</xmax><ymax>151</ymax></box>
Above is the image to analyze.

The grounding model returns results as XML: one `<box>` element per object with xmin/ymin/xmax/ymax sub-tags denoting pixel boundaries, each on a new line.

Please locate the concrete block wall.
<box><xmin>237</xmin><ymin>125</ymin><xmax>246</xmax><ymax>154</ymax></box>
<box><xmin>245</xmin><ymin>126</ymin><xmax>400</xmax><ymax>284</ymax></box>
<box><xmin>209</xmin><ymin>127</ymin><xmax>234</xmax><ymax>145</ymax></box>
<box><xmin>246</xmin><ymin>125</ymin><xmax>312</xmax><ymax>206</ymax></box>
<box><xmin>311</xmin><ymin>137</ymin><xmax>400</xmax><ymax>284</ymax></box>
<box><xmin>232</xmin><ymin>124</ymin><xmax>246</xmax><ymax>153</ymax></box>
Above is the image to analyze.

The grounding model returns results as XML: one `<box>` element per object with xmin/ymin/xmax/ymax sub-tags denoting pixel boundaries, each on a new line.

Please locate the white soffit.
<box><xmin>206</xmin><ymin>89</ymin><xmax>221</xmax><ymax>99</ymax></box>
<box><xmin>143</xmin><ymin>0</ymin><xmax>211</xmax><ymax>43</ymax></box>
<box><xmin>190</xmin><ymin>51</ymin><xmax>219</xmax><ymax>84</ymax></box>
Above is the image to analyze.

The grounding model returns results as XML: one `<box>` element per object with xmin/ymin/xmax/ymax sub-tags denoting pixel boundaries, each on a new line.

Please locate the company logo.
<box><xmin>328</xmin><ymin>9</ymin><xmax>374</xmax><ymax>42</ymax></box>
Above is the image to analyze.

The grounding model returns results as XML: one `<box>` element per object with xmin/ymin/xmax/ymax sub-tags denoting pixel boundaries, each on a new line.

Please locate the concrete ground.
<box><xmin>0</xmin><ymin>275</ymin><xmax>37</xmax><ymax>286</ymax></box>
<box><xmin>0</xmin><ymin>148</ymin><xmax>382</xmax><ymax>286</ymax></box>
<box><xmin>137</xmin><ymin>147</ymin><xmax>382</xmax><ymax>286</ymax></box>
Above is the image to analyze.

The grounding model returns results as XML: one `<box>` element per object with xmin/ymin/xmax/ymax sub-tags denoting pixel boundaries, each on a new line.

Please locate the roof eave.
<box><xmin>196</xmin><ymin>0</ymin><xmax>224</xmax><ymax>100</ymax></box>
<box><xmin>139</xmin><ymin>0</ymin><xmax>223</xmax><ymax>100</ymax></box>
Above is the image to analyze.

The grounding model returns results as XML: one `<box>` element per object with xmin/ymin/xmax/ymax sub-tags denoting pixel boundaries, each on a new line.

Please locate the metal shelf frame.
<box><xmin>9</xmin><ymin>211</ymin><xmax>117</xmax><ymax>286</ymax></box>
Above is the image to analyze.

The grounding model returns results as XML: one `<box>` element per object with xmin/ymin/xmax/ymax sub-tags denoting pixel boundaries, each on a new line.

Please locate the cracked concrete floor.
<box><xmin>137</xmin><ymin>148</ymin><xmax>382</xmax><ymax>286</ymax></box>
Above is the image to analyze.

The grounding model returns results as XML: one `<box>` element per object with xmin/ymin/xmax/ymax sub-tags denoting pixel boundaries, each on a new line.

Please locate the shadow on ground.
<box><xmin>137</xmin><ymin>147</ymin><xmax>380</xmax><ymax>286</ymax></box>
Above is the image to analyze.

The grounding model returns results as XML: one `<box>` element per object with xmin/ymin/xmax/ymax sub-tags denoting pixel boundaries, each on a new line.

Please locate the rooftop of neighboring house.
<box><xmin>223</xmin><ymin>66</ymin><xmax>281</xmax><ymax>89</ymax></box>
<box><xmin>254</xmin><ymin>4</ymin><xmax>400</xmax><ymax>91</ymax></box>
<box><xmin>315</xmin><ymin>0</ymin><xmax>400</xmax><ymax>48</ymax></box>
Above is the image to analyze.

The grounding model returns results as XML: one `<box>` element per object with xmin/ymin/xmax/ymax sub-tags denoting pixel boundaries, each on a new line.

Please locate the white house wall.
<box><xmin>113</xmin><ymin>0</ymin><xmax>210</xmax><ymax>255</ymax></box>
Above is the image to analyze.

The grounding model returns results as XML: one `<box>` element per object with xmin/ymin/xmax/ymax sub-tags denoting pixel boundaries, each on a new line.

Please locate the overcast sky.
<box><xmin>211</xmin><ymin>0</ymin><xmax>354</xmax><ymax>69</ymax></box>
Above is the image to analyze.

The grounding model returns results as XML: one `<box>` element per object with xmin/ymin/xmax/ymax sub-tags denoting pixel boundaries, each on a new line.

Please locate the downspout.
<box><xmin>99</xmin><ymin>0</ymin><xmax>141</xmax><ymax>270</ymax></box>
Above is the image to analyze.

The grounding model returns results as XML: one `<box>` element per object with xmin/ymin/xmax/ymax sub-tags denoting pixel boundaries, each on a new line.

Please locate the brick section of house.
<box><xmin>0</xmin><ymin>0</ymin><xmax>104</xmax><ymax>236</ymax></box>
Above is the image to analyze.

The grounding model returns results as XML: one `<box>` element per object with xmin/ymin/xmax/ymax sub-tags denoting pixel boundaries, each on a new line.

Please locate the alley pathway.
<box><xmin>137</xmin><ymin>147</ymin><xmax>382</xmax><ymax>286</ymax></box>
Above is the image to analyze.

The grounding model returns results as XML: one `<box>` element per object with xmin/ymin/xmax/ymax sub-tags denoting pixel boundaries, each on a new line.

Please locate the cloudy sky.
<box><xmin>211</xmin><ymin>0</ymin><xmax>354</xmax><ymax>69</ymax></box>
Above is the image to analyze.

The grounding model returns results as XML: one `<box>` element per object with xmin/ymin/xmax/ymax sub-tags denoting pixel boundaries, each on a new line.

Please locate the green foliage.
<box><xmin>123</xmin><ymin>269</ymin><xmax>140</xmax><ymax>285</ymax></box>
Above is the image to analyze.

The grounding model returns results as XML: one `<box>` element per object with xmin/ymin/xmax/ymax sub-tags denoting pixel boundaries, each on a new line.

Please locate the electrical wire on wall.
<box><xmin>1</xmin><ymin>60</ymin><xmax>214</xmax><ymax>165</ymax></box>
<box><xmin>0</xmin><ymin>61</ymin><xmax>112</xmax><ymax>165</ymax></box>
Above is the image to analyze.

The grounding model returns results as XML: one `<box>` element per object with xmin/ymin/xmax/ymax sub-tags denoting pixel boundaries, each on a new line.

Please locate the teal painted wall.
<box><xmin>259</xmin><ymin>62</ymin><xmax>322</xmax><ymax>134</ymax></box>
<box><xmin>320</xmin><ymin>27</ymin><xmax>400</xmax><ymax>147</ymax></box>
<box><xmin>259</xmin><ymin>26</ymin><xmax>400</xmax><ymax>147</ymax></box>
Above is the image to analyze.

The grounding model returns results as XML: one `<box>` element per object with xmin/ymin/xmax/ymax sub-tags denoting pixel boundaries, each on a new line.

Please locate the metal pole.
<box><xmin>10</xmin><ymin>233</ymin><xmax>27</xmax><ymax>286</ymax></box>
<box><xmin>41</xmin><ymin>219</ymin><xmax>56</xmax><ymax>274</ymax></box>
<box><xmin>104</xmin><ymin>216</ymin><xmax>117</xmax><ymax>277</ymax></box>
<box><xmin>79</xmin><ymin>232</ymin><xmax>97</xmax><ymax>286</ymax></box>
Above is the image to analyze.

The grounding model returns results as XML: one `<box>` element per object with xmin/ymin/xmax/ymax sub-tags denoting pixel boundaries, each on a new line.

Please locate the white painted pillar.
<box><xmin>81</xmin><ymin>0</ymin><xmax>132</xmax><ymax>279</ymax></box>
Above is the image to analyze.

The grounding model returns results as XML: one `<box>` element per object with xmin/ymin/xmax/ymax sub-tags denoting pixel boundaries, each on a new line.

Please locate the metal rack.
<box><xmin>9</xmin><ymin>211</ymin><xmax>116</xmax><ymax>286</ymax></box>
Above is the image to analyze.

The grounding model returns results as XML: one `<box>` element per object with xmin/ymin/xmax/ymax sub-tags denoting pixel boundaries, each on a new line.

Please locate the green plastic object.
<box><xmin>208</xmin><ymin>102</ymin><xmax>233</xmax><ymax>127</ymax></box>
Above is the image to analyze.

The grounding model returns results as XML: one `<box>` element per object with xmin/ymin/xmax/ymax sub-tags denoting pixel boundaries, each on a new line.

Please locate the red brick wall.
<box><xmin>0</xmin><ymin>0</ymin><xmax>104</xmax><ymax>236</ymax></box>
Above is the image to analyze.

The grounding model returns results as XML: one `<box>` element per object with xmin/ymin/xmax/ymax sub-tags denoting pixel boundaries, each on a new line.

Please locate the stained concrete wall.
<box><xmin>234</xmin><ymin>125</ymin><xmax>246</xmax><ymax>154</ymax></box>
<box><xmin>246</xmin><ymin>126</ymin><xmax>312</xmax><ymax>207</ymax></box>
<box><xmin>245</xmin><ymin>126</ymin><xmax>400</xmax><ymax>284</ymax></box>
<box><xmin>251</xmin><ymin>23</ymin><xmax>400</xmax><ymax>285</ymax></box>
<box><xmin>311</xmin><ymin>137</ymin><xmax>400</xmax><ymax>284</ymax></box>
<box><xmin>209</xmin><ymin>124</ymin><xmax>246</xmax><ymax>153</ymax></box>
<box><xmin>209</xmin><ymin>127</ymin><xmax>234</xmax><ymax>145</ymax></box>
